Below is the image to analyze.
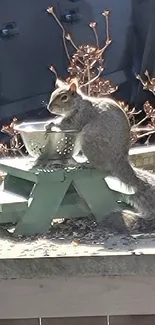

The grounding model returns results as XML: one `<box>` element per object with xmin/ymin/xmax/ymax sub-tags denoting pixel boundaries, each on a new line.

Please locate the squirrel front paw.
<box><xmin>44</xmin><ymin>122</ymin><xmax>61</xmax><ymax>133</ymax></box>
<box><xmin>73</xmin><ymin>152</ymin><xmax>88</xmax><ymax>163</ymax></box>
<box><xmin>44</xmin><ymin>122</ymin><xmax>53</xmax><ymax>133</ymax></box>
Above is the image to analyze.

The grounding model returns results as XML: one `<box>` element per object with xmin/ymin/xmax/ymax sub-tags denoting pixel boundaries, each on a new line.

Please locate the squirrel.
<box><xmin>46</xmin><ymin>78</ymin><xmax>155</xmax><ymax>220</ymax></box>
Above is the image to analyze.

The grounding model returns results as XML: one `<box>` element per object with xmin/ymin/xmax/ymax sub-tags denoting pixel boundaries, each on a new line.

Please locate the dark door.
<box><xmin>0</xmin><ymin>0</ymin><xmax>133</xmax><ymax>122</ymax></box>
<box><xmin>0</xmin><ymin>0</ymin><xmax>68</xmax><ymax>120</ymax></box>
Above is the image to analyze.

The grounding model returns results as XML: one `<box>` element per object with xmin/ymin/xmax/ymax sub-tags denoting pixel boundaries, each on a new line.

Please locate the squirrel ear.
<box><xmin>56</xmin><ymin>78</ymin><xmax>67</xmax><ymax>88</ymax></box>
<box><xmin>69</xmin><ymin>79</ymin><xmax>78</xmax><ymax>94</ymax></box>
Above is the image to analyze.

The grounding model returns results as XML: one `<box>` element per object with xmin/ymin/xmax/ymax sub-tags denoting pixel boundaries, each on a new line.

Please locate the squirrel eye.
<box><xmin>61</xmin><ymin>95</ymin><xmax>68</xmax><ymax>102</ymax></box>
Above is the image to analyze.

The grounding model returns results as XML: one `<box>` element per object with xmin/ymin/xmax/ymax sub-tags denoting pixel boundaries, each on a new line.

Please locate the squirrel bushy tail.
<box><xmin>112</xmin><ymin>158</ymin><xmax>155</xmax><ymax>219</ymax></box>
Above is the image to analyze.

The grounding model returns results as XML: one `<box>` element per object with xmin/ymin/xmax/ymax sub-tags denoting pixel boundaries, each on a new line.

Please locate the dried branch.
<box><xmin>47</xmin><ymin>7</ymin><xmax>71</xmax><ymax>62</ymax></box>
<box><xmin>89</xmin><ymin>22</ymin><xmax>99</xmax><ymax>48</ymax></box>
<box><xmin>102</xmin><ymin>10</ymin><xmax>110</xmax><ymax>43</ymax></box>
<box><xmin>136</xmin><ymin>70</ymin><xmax>155</xmax><ymax>96</ymax></box>
<box><xmin>0</xmin><ymin>118</ymin><xmax>27</xmax><ymax>158</ymax></box>
<box><xmin>48</xmin><ymin>6</ymin><xmax>115</xmax><ymax>97</ymax></box>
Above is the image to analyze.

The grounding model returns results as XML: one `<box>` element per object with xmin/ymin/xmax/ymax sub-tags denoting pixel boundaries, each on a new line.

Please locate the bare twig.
<box><xmin>133</xmin><ymin>116</ymin><xmax>148</xmax><ymax>127</ymax></box>
<box><xmin>103</xmin><ymin>10</ymin><xmax>110</xmax><ymax>42</ymax></box>
<box><xmin>65</xmin><ymin>33</ymin><xmax>78</xmax><ymax>51</ymax></box>
<box><xmin>89</xmin><ymin>22</ymin><xmax>99</xmax><ymax>48</ymax></box>
<box><xmin>137</xmin><ymin>70</ymin><xmax>155</xmax><ymax>96</ymax></box>
<box><xmin>47</xmin><ymin>7</ymin><xmax>71</xmax><ymax>62</ymax></box>
<box><xmin>0</xmin><ymin>118</ymin><xmax>27</xmax><ymax>158</ymax></box>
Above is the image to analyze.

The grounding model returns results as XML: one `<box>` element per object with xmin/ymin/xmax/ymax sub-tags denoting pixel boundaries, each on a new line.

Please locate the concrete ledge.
<box><xmin>0</xmin><ymin>252</ymin><xmax>155</xmax><ymax>279</ymax></box>
<box><xmin>0</xmin><ymin>232</ymin><xmax>155</xmax><ymax>279</ymax></box>
<box><xmin>129</xmin><ymin>144</ymin><xmax>155</xmax><ymax>170</ymax></box>
<box><xmin>0</xmin><ymin>237</ymin><xmax>155</xmax><ymax>317</ymax></box>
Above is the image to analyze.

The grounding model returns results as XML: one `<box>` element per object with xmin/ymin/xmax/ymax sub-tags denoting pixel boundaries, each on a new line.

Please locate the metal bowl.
<box><xmin>14</xmin><ymin>120</ymin><xmax>78</xmax><ymax>160</ymax></box>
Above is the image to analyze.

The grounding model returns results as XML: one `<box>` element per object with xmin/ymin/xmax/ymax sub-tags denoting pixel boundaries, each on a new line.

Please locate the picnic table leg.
<box><xmin>3</xmin><ymin>174</ymin><xmax>34</xmax><ymax>198</ymax></box>
<box><xmin>74</xmin><ymin>174</ymin><xmax>120</xmax><ymax>222</ymax></box>
<box><xmin>14</xmin><ymin>179</ymin><xmax>71</xmax><ymax>236</ymax></box>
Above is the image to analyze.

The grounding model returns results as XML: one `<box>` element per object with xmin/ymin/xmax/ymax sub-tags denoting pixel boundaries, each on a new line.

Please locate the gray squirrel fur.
<box><xmin>46</xmin><ymin>78</ymin><xmax>155</xmax><ymax>220</ymax></box>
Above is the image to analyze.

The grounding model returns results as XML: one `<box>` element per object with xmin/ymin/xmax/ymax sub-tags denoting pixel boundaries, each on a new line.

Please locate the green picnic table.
<box><xmin>0</xmin><ymin>157</ymin><xmax>121</xmax><ymax>236</ymax></box>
